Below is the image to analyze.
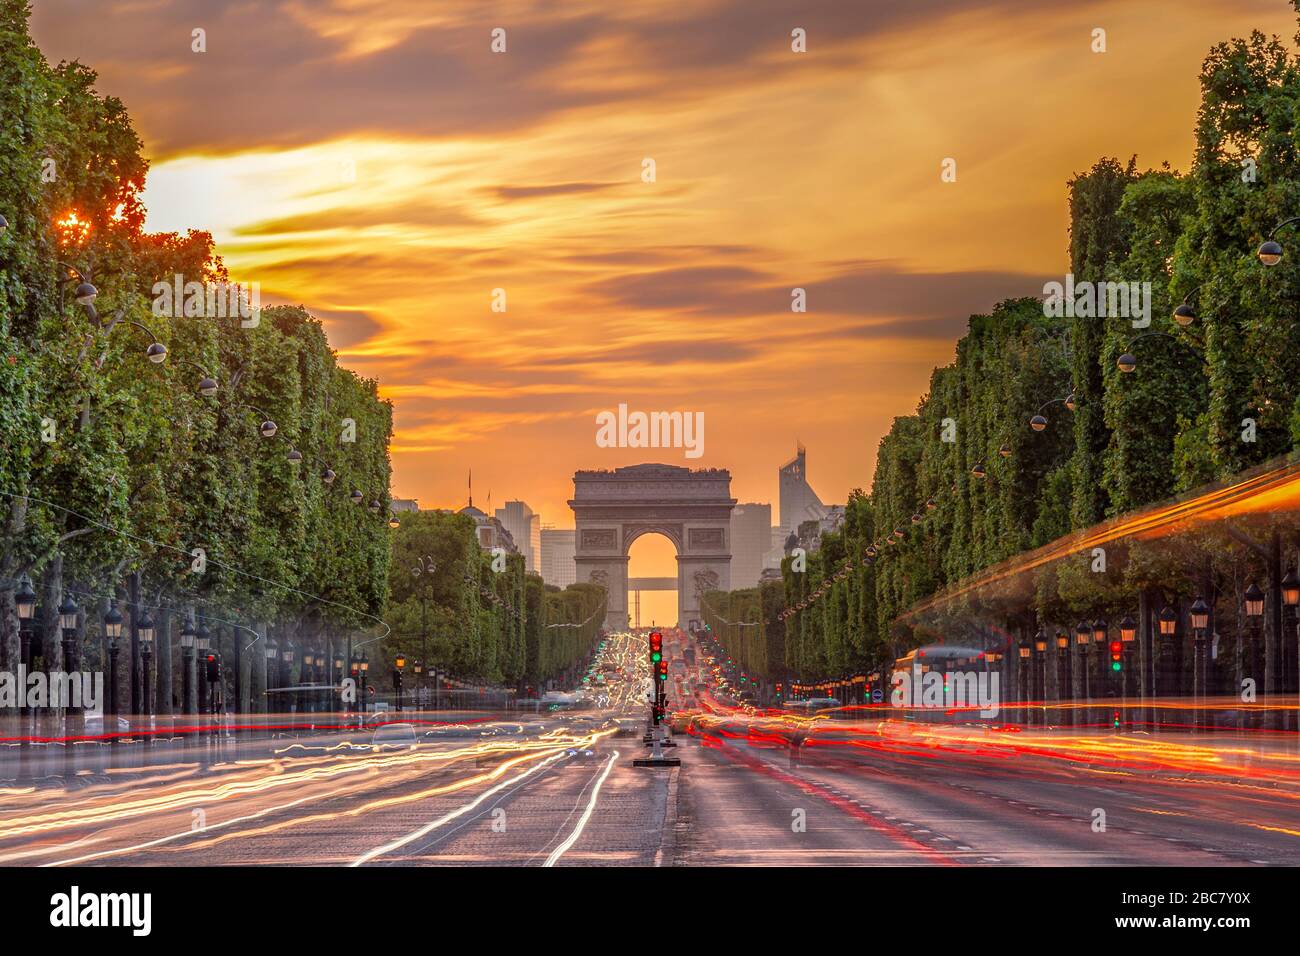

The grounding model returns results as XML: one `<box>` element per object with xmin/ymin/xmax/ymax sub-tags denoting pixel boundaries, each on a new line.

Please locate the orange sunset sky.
<box><xmin>30</xmin><ymin>0</ymin><xmax>1300</xmax><ymax>550</ymax></box>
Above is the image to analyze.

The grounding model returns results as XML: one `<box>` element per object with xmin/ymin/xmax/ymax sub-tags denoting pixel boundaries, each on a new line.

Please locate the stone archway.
<box><xmin>569</xmin><ymin>463</ymin><xmax>736</xmax><ymax>629</ymax></box>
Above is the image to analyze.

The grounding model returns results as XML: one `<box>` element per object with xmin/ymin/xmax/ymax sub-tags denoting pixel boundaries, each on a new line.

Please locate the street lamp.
<box><xmin>1257</xmin><ymin>216</ymin><xmax>1300</xmax><ymax>266</ymax></box>
<box><xmin>58</xmin><ymin>594</ymin><xmax>79</xmax><ymax>635</ymax></box>
<box><xmin>180</xmin><ymin>616</ymin><xmax>197</xmax><ymax>717</ymax></box>
<box><xmin>104</xmin><ymin>600</ymin><xmax>123</xmax><ymax>741</ymax></box>
<box><xmin>1028</xmin><ymin>394</ymin><xmax>1073</xmax><ymax>432</ymax></box>
<box><xmin>1119</xmin><ymin>615</ymin><xmax>1137</xmax><ymax>643</ymax></box>
<box><xmin>1189</xmin><ymin>598</ymin><xmax>1209</xmax><ymax>632</ymax></box>
<box><xmin>104</xmin><ymin>599</ymin><xmax>123</xmax><ymax>641</ymax></box>
<box><xmin>350</xmin><ymin>489</ymin><xmax>364</xmax><ymax>505</ymax></box>
<box><xmin>1243</xmin><ymin>582</ymin><xmax>1265</xmax><ymax>619</ymax></box>
<box><xmin>1189</xmin><ymin>597</ymin><xmax>1210</xmax><ymax>727</ymax></box>
<box><xmin>138</xmin><ymin>611</ymin><xmax>155</xmax><ymax>737</ymax></box>
<box><xmin>15</xmin><ymin>573</ymin><xmax>35</xmax><ymax>623</ymax></box>
<box><xmin>58</xmin><ymin>594</ymin><xmax>81</xmax><ymax>777</ymax></box>
<box><xmin>1282</xmin><ymin>568</ymin><xmax>1300</xmax><ymax>609</ymax></box>
<box><xmin>1157</xmin><ymin>605</ymin><xmax>1177</xmax><ymax>637</ymax></box>
<box><xmin>1116</xmin><ymin>331</ymin><xmax>1204</xmax><ymax>374</ymax></box>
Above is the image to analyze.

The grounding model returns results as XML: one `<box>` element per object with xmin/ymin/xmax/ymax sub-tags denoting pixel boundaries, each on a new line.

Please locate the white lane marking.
<box><xmin>350</xmin><ymin>753</ymin><xmax>564</xmax><ymax>866</ymax></box>
<box><xmin>544</xmin><ymin>750</ymin><xmax>620</xmax><ymax>868</ymax></box>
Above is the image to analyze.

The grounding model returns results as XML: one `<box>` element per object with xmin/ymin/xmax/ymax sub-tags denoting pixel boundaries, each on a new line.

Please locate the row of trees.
<box><xmin>704</xmin><ymin>13</ymin><xmax>1300</xmax><ymax>694</ymax></box>
<box><xmin>0</xmin><ymin>1</ymin><xmax>395</xmax><ymax>714</ymax></box>
<box><xmin>385</xmin><ymin>510</ymin><xmax>605</xmax><ymax>689</ymax></box>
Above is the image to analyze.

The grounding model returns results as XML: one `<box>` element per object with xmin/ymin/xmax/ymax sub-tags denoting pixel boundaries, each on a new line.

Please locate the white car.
<box><xmin>371</xmin><ymin>722</ymin><xmax>418</xmax><ymax>750</ymax></box>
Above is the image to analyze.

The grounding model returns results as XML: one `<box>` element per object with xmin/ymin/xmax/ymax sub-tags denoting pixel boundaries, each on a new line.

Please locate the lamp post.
<box><xmin>14</xmin><ymin>576</ymin><xmax>36</xmax><ymax>773</ymax></box>
<box><xmin>195</xmin><ymin>622</ymin><xmax>212</xmax><ymax>722</ymax></box>
<box><xmin>1055</xmin><ymin>630</ymin><xmax>1070</xmax><ymax>724</ymax></box>
<box><xmin>1092</xmin><ymin>618</ymin><xmax>1108</xmax><ymax>703</ymax></box>
<box><xmin>1282</xmin><ymin>569</ymin><xmax>1300</xmax><ymax>734</ymax></box>
<box><xmin>1075</xmin><ymin>621</ymin><xmax>1091</xmax><ymax>714</ymax></box>
<box><xmin>350</xmin><ymin>655</ymin><xmax>361</xmax><ymax>727</ymax></box>
<box><xmin>138</xmin><ymin>611</ymin><xmax>155</xmax><ymax>749</ymax></box>
<box><xmin>281</xmin><ymin>641</ymin><xmax>295</xmax><ymax>719</ymax></box>
<box><xmin>1190</xmin><ymin>597</ymin><xmax>1210</xmax><ymax>733</ymax></box>
<box><xmin>180</xmin><ymin>616</ymin><xmax>196</xmax><ymax>720</ymax></box>
<box><xmin>1156</xmin><ymin>605</ymin><xmax>1177</xmax><ymax>712</ymax></box>
<box><xmin>1034</xmin><ymin>628</ymin><xmax>1048</xmax><ymax>727</ymax></box>
<box><xmin>1017</xmin><ymin>637</ymin><xmax>1031</xmax><ymax>720</ymax></box>
<box><xmin>302</xmin><ymin>653</ymin><xmax>315</xmax><ymax>717</ymax></box>
<box><xmin>360</xmin><ymin>653</ymin><xmax>370</xmax><ymax>718</ymax></box>
<box><xmin>265</xmin><ymin>639</ymin><xmax>278</xmax><ymax>721</ymax></box>
<box><xmin>1244</xmin><ymin>582</ymin><xmax>1265</xmax><ymax>729</ymax></box>
<box><xmin>104</xmin><ymin>600</ymin><xmax>123</xmax><ymax>766</ymax></box>
<box><xmin>333</xmin><ymin>652</ymin><xmax>344</xmax><ymax>717</ymax></box>
<box><xmin>58</xmin><ymin>594</ymin><xmax>80</xmax><ymax>782</ymax></box>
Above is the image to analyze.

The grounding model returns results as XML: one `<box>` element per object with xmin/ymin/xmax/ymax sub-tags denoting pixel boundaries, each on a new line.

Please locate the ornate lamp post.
<box><xmin>138</xmin><ymin>611</ymin><xmax>155</xmax><ymax>747</ymax></box>
<box><xmin>1244</xmin><ymin>582</ymin><xmax>1265</xmax><ymax>727</ymax></box>
<box><xmin>1157</xmin><ymin>605</ymin><xmax>1178</xmax><ymax>705</ymax></box>
<box><xmin>1189</xmin><ymin>597</ymin><xmax>1210</xmax><ymax>731</ymax></box>
<box><xmin>1075</xmin><ymin>621</ymin><xmax>1091</xmax><ymax>709</ymax></box>
<box><xmin>1055</xmin><ymin>631</ymin><xmax>1070</xmax><ymax>722</ymax></box>
<box><xmin>280</xmin><ymin>641</ymin><xmax>295</xmax><ymax>716</ymax></box>
<box><xmin>1034</xmin><ymin>628</ymin><xmax>1048</xmax><ymax>726</ymax></box>
<box><xmin>1282</xmin><ymin>569</ymin><xmax>1300</xmax><ymax>732</ymax></box>
<box><xmin>265</xmin><ymin>638</ymin><xmax>278</xmax><ymax>716</ymax></box>
<box><xmin>196</xmin><ymin>621</ymin><xmax>213</xmax><ymax>720</ymax></box>
<box><xmin>180</xmin><ymin>616</ymin><xmax>197</xmax><ymax>718</ymax></box>
<box><xmin>58</xmin><ymin>595</ymin><xmax>80</xmax><ymax>781</ymax></box>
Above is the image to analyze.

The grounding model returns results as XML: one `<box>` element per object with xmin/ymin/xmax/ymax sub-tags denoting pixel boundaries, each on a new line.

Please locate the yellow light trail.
<box><xmin>903</xmin><ymin>456</ymin><xmax>1300</xmax><ymax>618</ymax></box>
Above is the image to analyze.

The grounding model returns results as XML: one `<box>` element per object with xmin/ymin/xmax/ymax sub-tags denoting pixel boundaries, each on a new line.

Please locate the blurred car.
<box><xmin>371</xmin><ymin>722</ymin><xmax>418</xmax><ymax>750</ymax></box>
<box><xmin>81</xmin><ymin>713</ymin><xmax>132</xmax><ymax>735</ymax></box>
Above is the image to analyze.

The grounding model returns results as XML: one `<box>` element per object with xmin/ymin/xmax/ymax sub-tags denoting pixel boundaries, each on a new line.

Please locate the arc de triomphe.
<box><xmin>569</xmin><ymin>464</ymin><xmax>736</xmax><ymax>630</ymax></box>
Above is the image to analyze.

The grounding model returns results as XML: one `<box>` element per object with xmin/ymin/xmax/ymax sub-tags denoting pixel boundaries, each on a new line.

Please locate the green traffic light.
<box><xmin>1111</xmin><ymin>662</ymin><xmax>1122</xmax><ymax>671</ymax></box>
<box><xmin>651</xmin><ymin>651</ymin><xmax>661</xmax><ymax>662</ymax></box>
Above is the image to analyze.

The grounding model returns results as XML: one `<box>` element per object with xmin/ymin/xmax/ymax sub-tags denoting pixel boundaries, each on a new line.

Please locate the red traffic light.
<box><xmin>649</xmin><ymin>631</ymin><xmax>662</xmax><ymax>650</ymax></box>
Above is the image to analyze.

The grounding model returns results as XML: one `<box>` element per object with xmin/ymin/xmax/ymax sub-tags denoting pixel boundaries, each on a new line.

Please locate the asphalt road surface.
<box><xmin>2</xmin><ymin>631</ymin><xmax>1298</xmax><ymax>867</ymax></box>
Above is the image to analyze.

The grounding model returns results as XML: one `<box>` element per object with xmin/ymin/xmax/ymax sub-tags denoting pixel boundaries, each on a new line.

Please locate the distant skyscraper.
<box><xmin>540</xmin><ymin>527</ymin><xmax>576</xmax><ymax>588</ymax></box>
<box><xmin>729</xmin><ymin>503</ymin><xmax>771</xmax><ymax>590</ymax></box>
<box><xmin>779</xmin><ymin>443</ymin><xmax>827</xmax><ymax>534</ymax></box>
<box><xmin>496</xmin><ymin>501</ymin><xmax>541</xmax><ymax>573</ymax></box>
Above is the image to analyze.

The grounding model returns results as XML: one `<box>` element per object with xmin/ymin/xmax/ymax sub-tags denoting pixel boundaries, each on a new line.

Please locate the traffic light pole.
<box><xmin>636</xmin><ymin>630</ymin><xmax>680</xmax><ymax>768</ymax></box>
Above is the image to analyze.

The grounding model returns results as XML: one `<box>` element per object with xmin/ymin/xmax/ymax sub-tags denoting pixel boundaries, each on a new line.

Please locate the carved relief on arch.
<box><xmin>692</xmin><ymin>568</ymin><xmax>720</xmax><ymax>595</ymax></box>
